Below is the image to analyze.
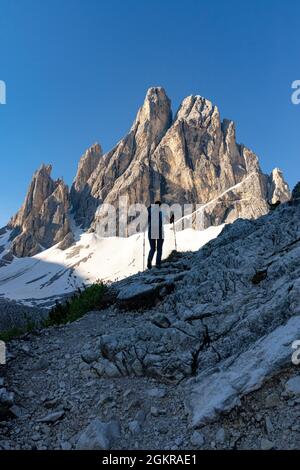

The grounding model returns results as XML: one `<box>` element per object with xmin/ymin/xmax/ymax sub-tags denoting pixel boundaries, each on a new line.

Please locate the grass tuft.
<box><xmin>0</xmin><ymin>322</ymin><xmax>35</xmax><ymax>342</ymax></box>
<box><xmin>45</xmin><ymin>281</ymin><xmax>106</xmax><ymax>326</ymax></box>
<box><xmin>0</xmin><ymin>282</ymin><xmax>106</xmax><ymax>342</ymax></box>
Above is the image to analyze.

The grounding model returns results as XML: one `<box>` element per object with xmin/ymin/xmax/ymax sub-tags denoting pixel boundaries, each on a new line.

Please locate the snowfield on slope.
<box><xmin>0</xmin><ymin>224</ymin><xmax>224</xmax><ymax>306</ymax></box>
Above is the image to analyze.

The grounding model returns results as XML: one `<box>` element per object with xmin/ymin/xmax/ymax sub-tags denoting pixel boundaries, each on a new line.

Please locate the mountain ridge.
<box><xmin>2</xmin><ymin>87</ymin><xmax>291</xmax><ymax>261</ymax></box>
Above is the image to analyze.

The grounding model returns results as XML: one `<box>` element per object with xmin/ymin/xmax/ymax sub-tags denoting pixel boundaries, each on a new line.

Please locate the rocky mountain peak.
<box><xmin>7</xmin><ymin>165</ymin><xmax>72</xmax><ymax>257</ymax></box>
<box><xmin>268</xmin><ymin>168</ymin><xmax>291</xmax><ymax>203</ymax></box>
<box><xmin>10</xmin><ymin>164</ymin><xmax>55</xmax><ymax>229</ymax></box>
<box><xmin>3</xmin><ymin>87</ymin><xmax>292</xmax><ymax>255</ymax></box>
<box><xmin>75</xmin><ymin>88</ymin><xmax>173</xmax><ymax>227</ymax></box>
<box><xmin>141</xmin><ymin>86</ymin><xmax>171</xmax><ymax>119</ymax></box>
<box><xmin>132</xmin><ymin>86</ymin><xmax>172</xmax><ymax>152</ymax></box>
<box><xmin>176</xmin><ymin>95</ymin><xmax>218</xmax><ymax>124</ymax></box>
<box><xmin>72</xmin><ymin>143</ymin><xmax>102</xmax><ymax>193</ymax></box>
<box><xmin>70</xmin><ymin>142</ymin><xmax>103</xmax><ymax>214</ymax></box>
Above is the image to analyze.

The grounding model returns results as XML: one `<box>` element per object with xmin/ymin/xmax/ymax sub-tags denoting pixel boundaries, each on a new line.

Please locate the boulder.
<box><xmin>76</xmin><ymin>419</ymin><xmax>120</xmax><ymax>450</ymax></box>
<box><xmin>285</xmin><ymin>376</ymin><xmax>300</xmax><ymax>396</ymax></box>
<box><xmin>117</xmin><ymin>281</ymin><xmax>174</xmax><ymax>310</ymax></box>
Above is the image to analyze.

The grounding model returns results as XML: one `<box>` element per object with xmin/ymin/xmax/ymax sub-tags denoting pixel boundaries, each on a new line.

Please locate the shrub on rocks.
<box><xmin>47</xmin><ymin>282</ymin><xmax>105</xmax><ymax>326</ymax></box>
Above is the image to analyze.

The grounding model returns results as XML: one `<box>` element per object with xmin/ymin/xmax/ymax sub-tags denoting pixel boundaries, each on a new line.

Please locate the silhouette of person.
<box><xmin>147</xmin><ymin>201</ymin><xmax>164</xmax><ymax>269</ymax></box>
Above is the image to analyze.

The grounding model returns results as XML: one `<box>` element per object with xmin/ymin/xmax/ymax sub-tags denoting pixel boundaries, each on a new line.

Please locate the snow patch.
<box><xmin>0</xmin><ymin>225</ymin><xmax>224</xmax><ymax>305</ymax></box>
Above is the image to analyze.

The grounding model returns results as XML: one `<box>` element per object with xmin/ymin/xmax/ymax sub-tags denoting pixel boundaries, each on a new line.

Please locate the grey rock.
<box><xmin>97</xmin><ymin>393</ymin><xmax>115</xmax><ymax>408</ymax></box>
<box><xmin>92</xmin><ymin>358</ymin><xmax>122</xmax><ymax>378</ymax></box>
<box><xmin>60</xmin><ymin>441</ymin><xmax>72</xmax><ymax>450</ymax></box>
<box><xmin>43</xmin><ymin>398</ymin><xmax>62</xmax><ymax>410</ymax></box>
<box><xmin>31</xmin><ymin>433</ymin><xmax>41</xmax><ymax>442</ymax></box>
<box><xmin>135</xmin><ymin>410</ymin><xmax>147</xmax><ymax>425</ymax></box>
<box><xmin>291</xmin><ymin>425</ymin><xmax>300</xmax><ymax>432</ymax></box>
<box><xmin>190</xmin><ymin>431</ymin><xmax>205</xmax><ymax>447</ymax></box>
<box><xmin>151</xmin><ymin>313</ymin><xmax>171</xmax><ymax>329</ymax></box>
<box><xmin>128</xmin><ymin>420</ymin><xmax>141</xmax><ymax>435</ymax></box>
<box><xmin>37</xmin><ymin>411</ymin><xmax>65</xmax><ymax>424</ymax></box>
<box><xmin>265</xmin><ymin>393</ymin><xmax>280</xmax><ymax>409</ymax></box>
<box><xmin>285</xmin><ymin>377</ymin><xmax>300</xmax><ymax>396</ymax></box>
<box><xmin>0</xmin><ymin>388</ymin><xmax>14</xmax><ymax>407</ymax></box>
<box><xmin>261</xmin><ymin>438</ymin><xmax>275</xmax><ymax>451</ymax></box>
<box><xmin>10</xmin><ymin>405</ymin><xmax>27</xmax><ymax>419</ymax></box>
<box><xmin>175</xmin><ymin>437</ymin><xmax>184</xmax><ymax>447</ymax></box>
<box><xmin>76</xmin><ymin>419</ymin><xmax>120</xmax><ymax>450</ymax></box>
<box><xmin>19</xmin><ymin>344</ymin><xmax>30</xmax><ymax>354</ymax></box>
<box><xmin>146</xmin><ymin>388</ymin><xmax>166</xmax><ymax>399</ymax></box>
<box><xmin>265</xmin><ymin>416</ymin><xmax>274</xmax><ymax>434</ymax></box>
<box><xmin>150</xmin><ymin>406</ymin><xmax>159</xmax><ymax>417</ymax></box>
<box><xmin>81</xmin><ymin>348</ymin><xmax>101</xmax><ymax>364</ymax></box>
<box><xmin>188</xmin><ymin>316</ymin><xmax>300</xmax><ymax>427</ymax></box>
<box><xmin>216</xmin><ymin>428</ymin><xmax>226</xmax><ymax>444</ymax></box>
<box><xmin>32</xmin><ymin>357</ymin><xmax>50</xmax><ymax>371</ymax></box>
<box><xmin>117</xmin><ymin>283</ymin><xmax>162</xmax><ymax>310</ymax></box>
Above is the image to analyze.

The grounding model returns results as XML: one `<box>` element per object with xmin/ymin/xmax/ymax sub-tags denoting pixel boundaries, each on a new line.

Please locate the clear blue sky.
<box><xmin>0</xmin><ymin>0</ymin><xmax>299</xmax><ymax>227</ymax></box>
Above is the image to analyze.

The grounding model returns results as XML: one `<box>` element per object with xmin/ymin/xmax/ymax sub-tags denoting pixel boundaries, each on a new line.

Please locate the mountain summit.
<box><xmin>4</xmin><ymin>87</ymin><xmax>290</xmax><ymax>259</ymax></box>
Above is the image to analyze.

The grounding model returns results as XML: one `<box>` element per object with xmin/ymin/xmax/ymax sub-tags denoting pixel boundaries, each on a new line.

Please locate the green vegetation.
<box><xmin>0</xmin><ymin>282</ymin><xmax>106</xmax><ymax>342</ymax></box>
<box><xmin>0</xmin><ymin>322</ymin><xmax>35</xmax><ymax>342</ymax></box>
<box><xmin>45</xmin><ymin>281</ymin><xmax>106</xmax><ymax>326</ymax></box>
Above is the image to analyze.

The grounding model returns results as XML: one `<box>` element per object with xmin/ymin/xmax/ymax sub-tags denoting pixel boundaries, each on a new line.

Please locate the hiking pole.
<box><xmin>170</xmin><ymin>213</ymin><xmax>177</xmax><ymax>252</ymax></box>
<box><xmin>173</xmin><ymin>221</ymin><xmax>178</xmax><ymax>252</ymax></box>
<box><xmin>143</xmin><ymin>231</ymin><xmax>146</xmax><ymax>271</ymax></box>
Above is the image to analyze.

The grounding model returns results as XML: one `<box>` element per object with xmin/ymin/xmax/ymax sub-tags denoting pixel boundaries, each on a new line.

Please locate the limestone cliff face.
<box><xmin>149</xmin><ymin>94</ymin><xmax>290</xmax><ymax>228</ymax></box>
<box><xmin>268</xmin><ymin>168</ymin><xmax>291</xmax><ymax>204</ymax></box>
<box><xmin>80</xmin><ymin>87</ymin><xmax>172</xmax><ymax>228</ymax></box>
<box><xmin>5</xmin><ymin>87</ymin><xmax>291</xmax><ymax>258</ymax></box>
<box><xmin>70</xmin><ymin>143</ymin><xmax>103</xmax><ymax>227</ymax></box>
<box><xmin>150</xmin><ymin>96</ymin><xmax>260</xmax><ymax>205</ymax></box>
<box><xmin>8</xmin><ymin>165</ymin><xmax>72</xmax><ymax>257</ymax></box>
<box><xmin>84</xmin><ymin>89</ymin><xmax>290</xmax><ymax>232</ymax></box>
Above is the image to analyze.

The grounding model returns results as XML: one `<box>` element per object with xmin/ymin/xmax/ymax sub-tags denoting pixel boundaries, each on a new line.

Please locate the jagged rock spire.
<box><xmin>5</xmin><ymin>87</ymin><xmax>291</xmax><ymax>255</ymax></box>
<box><xmin>75</xmin><ymin>87</ymin><xmax>173</xmax><ymax>228</ymax></box>
<box><xmin>70</xmin><ymin>143</ymin><xmax>103</xmax><ymax>223</ymax></box>
<box><xmin>8</xmin><ymin>165</ymin><xmax>72</xmax><ymax>257</ymax></box>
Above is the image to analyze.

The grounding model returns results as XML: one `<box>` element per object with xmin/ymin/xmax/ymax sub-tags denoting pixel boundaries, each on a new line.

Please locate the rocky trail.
<box><xmin>1</xmin><ymin>201</ymin><xmax>300</xmax><ymax>450</ymax></box>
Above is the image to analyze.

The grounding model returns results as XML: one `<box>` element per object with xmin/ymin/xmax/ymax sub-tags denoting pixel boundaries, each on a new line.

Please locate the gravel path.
<box><xmin>1</xmin><ymin>203</ymin><xmax>300</xmax><ymax>450</ymax></box>
<box><xmin>1</xmin><ymin>305</ymin><xmax>300</xmax><ymax>450</ymax></box>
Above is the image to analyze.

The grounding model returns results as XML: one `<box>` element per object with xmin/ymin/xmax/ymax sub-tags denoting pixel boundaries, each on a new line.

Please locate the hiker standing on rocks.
<box><xmin>147</xmin><ymin>201</ymin><xmax>174</xmax><ymax>269</ymax></box>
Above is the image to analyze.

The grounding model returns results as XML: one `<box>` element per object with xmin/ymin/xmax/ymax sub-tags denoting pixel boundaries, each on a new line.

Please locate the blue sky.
<box><xmin>0</xmin><ymin>0</ymin><xmax>299</xmax><ymax>227</ymax></box>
